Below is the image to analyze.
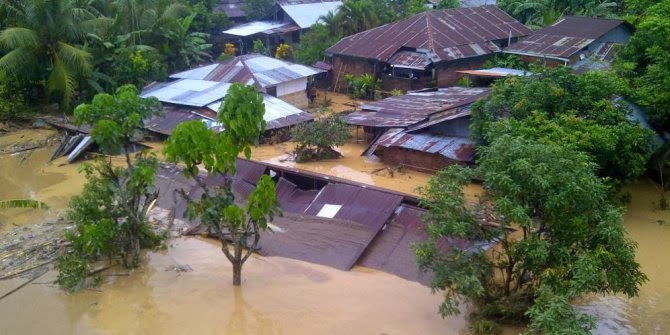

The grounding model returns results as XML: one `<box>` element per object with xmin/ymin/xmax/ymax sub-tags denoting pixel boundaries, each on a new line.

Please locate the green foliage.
<box><xmin>160</xmin><ymin>13</ymin><xmax>213</xmax><ymax>72</ymax></box>
<box><xmin>471</xmin><ymin>66</ymin><xmax>655</xmax><ymax>183</ymax></box>
<box><xmin>111</xmin><ymin>49</ymin><xmax>167</xmax><ymax>90</ymax></box>
<box><xmin>616</xmin><ymin>0</ymin><xmax>670</xmax><ymax>131</ymax></box>
<box><xmin>164</xmin><ymin>83</ymin><xmax>279</xmax><ymax>286</ymax></box>
<box><xmin>0</xmin><ymin>199</ymin><xmax>49</xmax><ymax>209</ymax></box>
<box><xmin>344</xmin><ymin>73</ymin><xmax>380</xmax><ymax>99</ymax></box>
<box><xmin>416</xmin><ymin>136</ymin><xmax>647</xmax><ymax>333</ymax></box>
<box><xmin>499</xmin><ymin>0</ymin><xmax>620</xmax><ymax>29</ymax></box>
<box><xmin>294</xmin><ymin>24</ymin><xmax>339</xmax><ymax>65</ymax></box>
<box><xmin>57</xmin><ymin>85</ymin><xmax>163</xmax><ymax>291</ymax></box>
<box><xmin>291</xmin><ymin>116</ymin><xmax>351</xmax><ymax>162</ymax></box>
<box><xmin>482</xmin><ymin>54</ymin><xmax>528</xmax><ymax>70</ymax></box>
<box><xmin>275</xmin><ymin>43</ymin><xmax>293</xmax><ymax>60</ymax></box>
<box><xmin>252</xmin><ymin>39</ymin><xmax>269</xmax><ymax>56</ymax></box>
<box><xmin>242</xmin><ymin>0</ymin><xmax>275</xmax><ymax>21</ymax></box>
<box><xmin>436</xmin><ymin>0</ymin><xmax>461</xmax><ymax>9</ymax></box>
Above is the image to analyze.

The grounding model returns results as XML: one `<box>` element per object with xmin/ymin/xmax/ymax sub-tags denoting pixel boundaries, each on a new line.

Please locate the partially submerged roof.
<box><xmin>325</xmin><ymin>6</ymin><xmax>531</xmax><ymax>63</ymax></box>
<box><xmin>376</xmin><ymin>129</ymin><xmax>476</xmax><ymax>163</ymax></box>
<box><xmin>140</xmin><ymin>79</ymin><xmax>232</xmax><ymax>107</ymax></box>
<box><xmin>346</xmin><ymin>87</ymin><xmax>490</xmax><ymax>128</ymax></box>
<box><xmin>145</xmin><ymin>105</ymin><xmax>221</xmax><ymax>136</ymax></box>
<box><xmin>206</xmin><ymin>94</ymin><xmax>314</xmax><ymax>130</ymax></box>
<box><xmin>170</xmin><ymin>54</ymin><xmax>320</xmax><ymax>88</ymax></box>
<box><xmin>504</xmin><ymin>16</ymin><xmax>627</xmax><ymax>61</ymax></box>
<box><xmin>277</xmin><ymin>0</ymin><xmax>342</xmax><ymax>29</ymax></box>
<box><xmin>222</xmin><ymin>21</ymin><xmax>296</xmax><ymax>36</ymax></box>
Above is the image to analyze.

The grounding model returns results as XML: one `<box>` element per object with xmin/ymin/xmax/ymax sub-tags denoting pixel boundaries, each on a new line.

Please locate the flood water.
<box><xmin>1</xmin><ymin>129</ymin><xmax>669</xmax><ymax>334</ymax></box>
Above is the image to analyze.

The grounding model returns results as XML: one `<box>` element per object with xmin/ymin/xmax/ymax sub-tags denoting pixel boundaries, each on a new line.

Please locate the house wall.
<box><xmin>276</xmin><ymin>78</ymin><xmax>309</xmax><ymax>109</ymax></box>
<box><xmin>380</xmin><ymin>76</ymin><xmax>433</xmax><ymax>93</ymax></box>
<box><xmin>379</xmin><ymin>147</ymin><xmax>468</xmax><ymax>173</ymax></box>
<box><xmin>278</xmin><ymin>90</ymin><xmax>309</xmax><ymax>109</ymax></box>
<box><xmin>435</xmin><ymin>55</ymin><xmax>489</xmax><ymax>87</ymax></box>
<box><xmin>331</xmin><ymin>55</ymin><xmax>377</xmax><ymax>92</ymax></box>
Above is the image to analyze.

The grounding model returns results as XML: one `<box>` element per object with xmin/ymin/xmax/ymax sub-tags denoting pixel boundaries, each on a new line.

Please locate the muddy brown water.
<box><xmin>1</xmin><ymin>130</ymin><xmax>669</xmax><ymax>334</ymax></box>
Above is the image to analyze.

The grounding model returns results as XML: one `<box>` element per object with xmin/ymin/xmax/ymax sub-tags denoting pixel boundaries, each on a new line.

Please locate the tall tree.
<box><xmin>164</xmin><ymin>84</ymin><xmax>280</xmax><ymax>286</ymax></box>
<box><xmin>415</xmin><ymin>136</ymin><xmax>647</xmax><ymax>334</ymax></box>
<box><xmin>0</xmin><ymin>0</ymin><xmax>102</xmax><ymax>109</ymax></box>
<box><xmin>242</xmin><ymin>0</ymin><xmax>274</xmax><ymax>21</ymax></box>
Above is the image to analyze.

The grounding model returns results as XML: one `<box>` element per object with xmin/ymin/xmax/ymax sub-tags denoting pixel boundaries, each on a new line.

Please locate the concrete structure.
<box><xmin>504</xmin><ymin>16</ymin><xmax>633</xmax><ymax>70</ymax></box>
<box><xmin>325</xmin><ymin>6</ymin><xmax>531</xmax><ymax>92</ymax></box>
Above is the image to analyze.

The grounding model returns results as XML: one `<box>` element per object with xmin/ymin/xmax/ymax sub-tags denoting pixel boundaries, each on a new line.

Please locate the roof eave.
<box><xmin>502</xmin><ymin>50</ymin><xmax>570</xmax><ymax>62</ymax></box>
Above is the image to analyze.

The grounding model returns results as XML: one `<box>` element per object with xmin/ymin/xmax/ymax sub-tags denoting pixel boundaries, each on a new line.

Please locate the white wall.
<box><xmin>276</xmin><ymin>78</ymin><xmax>307</xmax><ymax>97</ymax></box>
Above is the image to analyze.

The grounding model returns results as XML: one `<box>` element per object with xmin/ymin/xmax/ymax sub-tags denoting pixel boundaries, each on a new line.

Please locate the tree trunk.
<box><xmin>232</xmin><ymin>261</ymin><xmax>242</xmax><ymax>286</ymax></box>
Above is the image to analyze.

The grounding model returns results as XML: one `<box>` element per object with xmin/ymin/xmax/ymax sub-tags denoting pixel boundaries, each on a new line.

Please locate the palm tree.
<box><xmin>0</xmin><ymin>0</ymin><xmax>102</xmax><ymax>109</ymax></box>
<box><xmin>0</xmin><ymin>199</ymin><xmax>49</xmax><ymax>209</ymax></box>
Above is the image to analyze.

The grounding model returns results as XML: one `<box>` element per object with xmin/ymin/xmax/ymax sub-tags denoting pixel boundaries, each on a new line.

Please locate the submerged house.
<box><xmin>222</xmin><ymin>0</ymin><xmax>342</xmax><ymax>54</ymax></box>
<box><xmin>141</xmin><ymin>55</ymin><xmax>320</xmax><ymax>139</ymax></box>
<box><xmin>346</xmin><ymin>87</ymin><xmax>490</xmax><ymax>172</ymax></box>
<box><xmin>325</xmin><ymin>6</ymin><xmax>531</xmax><ymax>92</ymax></box>
<box><xmin>503</xmin><ymin>16</ymin><xmax>633</xmax><ymax>71</ymax></box>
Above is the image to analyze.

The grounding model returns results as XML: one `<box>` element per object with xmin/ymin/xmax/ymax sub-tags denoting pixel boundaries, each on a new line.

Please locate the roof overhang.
<box><xmin>502</xmin><ymin>50</ymin><xmax>570</xmax><ymax>62</ymax></box>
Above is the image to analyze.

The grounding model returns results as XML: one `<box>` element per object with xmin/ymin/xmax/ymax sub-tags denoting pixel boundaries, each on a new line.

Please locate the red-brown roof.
<box><xmin>325</xmin><ymin>6</ymin><xmax>531</xmax><ymax>63</ymax></box>
<box><xmin>504</xmin><ymin>16</ymin><xmax>628</xmax><ymax>60</ymax></box>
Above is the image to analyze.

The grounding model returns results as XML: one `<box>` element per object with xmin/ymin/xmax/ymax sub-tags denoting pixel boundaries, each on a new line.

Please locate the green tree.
<box><xmin>291</xmin><ymin>116</ymin><xmax>351</xmax><ymax>162</ymax></box>
<box><xmin>160</xmin><ymin>13</ymin><xmax>212</xmax><ymax>71</ymax></box>
<box><xmin>471</xmin><ymin>67</ymin><xmax>655</xmax><ymax>182</ymax></box>
<box><xmin>436</xmin><ymin>0</ymin><xmax>460</xmax><ymax>9</ymax></box>
<box><xmin>294</xmin><ymin>24</ymin><xmax>339</xmax><ymax>65</ymax></box>
<box><xmin>252</xmin><ymin>38</ymin><xmax>269</xmax><ymax>56</ymax></box>
<box><xmin>0</xmin><ymin>0</ymin><xmax>102</xmax><ymax>109</ymax></box>
<box><xmin>616</xmin><ymin>0</ymin><xmax>670</xmax><ymax>131</ymax></box>
<box><xmin>57</xmin><ymin>85</ymin><xmax>163</xmax><ymax>291</ymax></box>
<box><xmin>415</xmin><ymin>136</ymin><xmax>647</xmax><ymax>333</ymax></box>
<box><xmin>164</xmin><ymin>83</ymin><xmax>280</xmax><ymax>286</ymax></box>
<box><xmin>242</xmin><ymin>0</ymin><xmax>274</xmax><ymax>21</ymax></box>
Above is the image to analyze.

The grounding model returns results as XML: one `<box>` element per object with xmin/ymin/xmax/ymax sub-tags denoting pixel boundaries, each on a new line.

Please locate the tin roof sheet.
<box><xmin>326</xmin><ymin>6</ymin><xmax>531</xmax><ymax>63</ymax></box>
<box><xmin>206</xmin><ymin>94</ymin><xmax>314</xmax><ymax>130</ymax></box>
<box><xmin>144</xmin><ymin>106</ymin><xmax>212</xmax><ymax>136</ymax></box>
<box><xmin>377</xmin><ymin>130</ymin><xmax>476</xmax><ymax>163</ymax></box>
<box><xmin>346</xmin><ymin>87</ymin><xmax>489</xmax><ymax>128</ymax></box>
<box><xmin>279</xmin><ymin>1</ymin><xmax>342</xmax><ymax>29</ymax></box>
<box><xmin>457</xmin><ymin>67</ymin><xmax>532</xmax><ymax>77</ymax></box>
<box><xmin>170</xmin><ymin>54</ymin><xmax>319</xmax><ymax>88</ymax></box>
<box><xmin>222</xmin><ymin>21</ymin><xmax>290</xmax><ymax>36</ymax></box>
<box><xmin>504</xmin><ymin>16</ymin><xmax>626</xmax><ymax>60</ymax></box>
<box><xmin>388</xmin><ymin>51</ymin><xmax>431</xmax><ymax>70</ymax></box>
<box><xmin>140</xmin><ymin>80</ymin><xmax>232</xmax><ymax>107</ymax></box>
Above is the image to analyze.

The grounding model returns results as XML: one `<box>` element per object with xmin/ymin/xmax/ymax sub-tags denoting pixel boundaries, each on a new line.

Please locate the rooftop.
<box><xmin>325</xmin><ymin>6</ymin><xmax>531</xmax><ymax>63</ymax></box>
<box><xmin>277</xmin><ymin>0</ymin><xmax>342</xmax><ymax>29</ymax></box>
<box><xmin>504</xmin><ymin>16</ymin><xmax>627</xmax><ymax>61</ymax></box>
<box><xmin>170</xmin><ymin>54</ymin><xmax>320</xmax><ymax>88</ymax></box>
<box><xmin>346</xmin><ymin>87</ymin><xmax>490</xmax><ymax>128</ymax></box>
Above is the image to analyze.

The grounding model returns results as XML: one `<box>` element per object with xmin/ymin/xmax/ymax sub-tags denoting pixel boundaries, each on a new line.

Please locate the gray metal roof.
<box><xmin>170</xmin><ymin>54</ymin><xmax>319</xmax><ymax>88</ymax></box>
<box><xmin>222</xmin><ymin>21</ymin><xmax>290</xmax><ymax>36</ymax></box>
<box><xmin>140</xmin><ymin>80</ymin><xmax>232</xmax><ymax>107</ymax></box>
<box><xmin>206</xmin><ymin>94</ymin><xmax>314</xmax><ymax>130</ymax></box>
<box><xmin>456</xmin><ymin>67</ymin><xmax>532</xmax><ymax>77</ymax></box>
<box><xmin>279</xmin><ymin>1</ymin><xmax>342</xmax><ymax>29</ymax></box>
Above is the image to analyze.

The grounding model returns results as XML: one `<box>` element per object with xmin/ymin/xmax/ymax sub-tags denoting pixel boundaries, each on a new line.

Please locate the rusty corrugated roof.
<box><xmin>325</xmin><ymin>6</ymin><xmax>530</xmax><ymax>63</ymax></box>
<box><xmin>377</xmin><ymin>130</ymin><xmax>476</xmax><ymax>163</ymax></box>
<box><xmin>504</xmin><ymin>16</ymin><xmax>627</xmax><ymax>60</ymax></box>
<box><xmin>144</xmin><ymin>106</ymin><xmax>212</xmax><ymax>136</ymax></box>
<box><xmin>388</xmin><ymin>51</ymin><xmax>432</xmax><ymax>69</ymax></box>
<box><xmin>346</xmin><ymin>87</ymin><xmax>489</xmax><ymax>128</ymax></box>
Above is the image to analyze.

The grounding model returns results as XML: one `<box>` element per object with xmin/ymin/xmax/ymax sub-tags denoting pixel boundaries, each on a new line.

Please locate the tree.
<box><xmin>242</xmin><ymin>0</ymin><xmax>274</xmax><ymax>21</ymax></box>
<box><xmin>56</xmin><ymin>85</ymin><xmax>163</xmax><ymax>290</ymax></box>
<box><xmin>471</xmin><ymin>66</ymin><xmax>655</xmax><ymax>183</ymax></box>
<box><xmin>294</xmin><ymin>24</ymin><xmax>339</xmax><ymax>65</ymax></box>
<box><xmin>616</xmin><ymin>0</ymin><xmax>670</xmax><ymax>131</ymax></box>
<box><xmin>415</xmin><ymin>136</ymin><xmax>647</xmax><ymax>334</ymax></box>
<box><xmin>291</xmin><ymin>115</ymin><xmax>351</xmax><ymax>162</ymax></box>
<box><xmin>160</xmin><ymin>13</ymin><xmax>212</xmax><ymax>71</ymax></box>
<box><xmin>0</xmin><ymin>0</ymin><xmax>101</xmax><ymax>109</ymax></box>
<box><xmin>164</xmin><ymin>83</ymin><xmax>280</xmax><ymax>286</ymax></box>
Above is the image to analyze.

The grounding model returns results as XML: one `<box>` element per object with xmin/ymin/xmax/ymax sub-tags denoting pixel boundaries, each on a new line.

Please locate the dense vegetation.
<box><xmin>291</xmin><ymin>115</ymin><xmax>351</xmax><ymax>162</ymax></box>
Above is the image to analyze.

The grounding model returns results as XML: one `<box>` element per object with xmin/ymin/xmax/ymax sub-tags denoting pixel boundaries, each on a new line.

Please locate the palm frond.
<box><xmin>0</xmin><ymin>199</ymin><xmax>50</xmax><ymax>210</ymax></box>
<box><xmin>0</xmin><ymin>47</ymin><xmax>38</xmax><ymax>76</ymax></box>
<box><xmin>0</xmin><ymin>27</ymin><xmax>40</xmax><ymax>50</ymax></box>
<box><xmin>56</xmin><ymin>41</ymin><xmax>92</xmax><ymax>74</ymax></box>
<box><xmin>47</xmin><ymin>55</ymin><xmax>76</xmax><ymax>108</ymax></box>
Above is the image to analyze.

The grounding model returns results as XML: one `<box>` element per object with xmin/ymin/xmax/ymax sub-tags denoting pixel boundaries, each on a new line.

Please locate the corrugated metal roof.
<box><xmin>140</xmin><ymin>80</ymin><xmax>232</xmax><ymax>107</ymax></box>
<box><xmin>170</xmin><ymin>54</ymin><xmax>319</xmax><ymax>88</ymax></box>
<box><xmin>457</xmin><ymin>67</ymin><xmax>532</xmax><ymax>77</ymax></box>
<box><xmin>461</xmin><ymin>0</ymin><xmax>497</xmax><ymax>7</ymax></box>
<box><xmin>206</xmin><ymin>94</ymin><xmax>314</xmax><ymax>130</ymax></box>
<box><xmin>222</xmin><ymin>21</ymin><xmax>290</xmax><ymax>36</ymax></box>
<box><xmin>325</xmin><ymin>6</ymin><xmax>531</xmax><ymax>63</ymax></box>
<box><xmin>377</xmin><ymin>130</ymin><xmax>476</xmax><ymax>163</ymax></box>
<box><xmin>346</xmin><ymin>87</ymin><xmax>489</xmax><ymax>128</ymax></box>
<box><xmin>504</xmin><ymin>16</ymin><xmax>626</xmax><ymax>60</ymax></box>
<box><xmin>144</xmin><ymin>106</ymin><xmax>213</xmax><ymax>136</ymax></box>
<box><xmin>388</xmin><ymin>51</ymin><xmax>431</xmax><ymax>70</ymax></box>
<box><xmin>278</xmin><ymin>1</ymin><xmax>342</xmax><ymax>29</ymax></box>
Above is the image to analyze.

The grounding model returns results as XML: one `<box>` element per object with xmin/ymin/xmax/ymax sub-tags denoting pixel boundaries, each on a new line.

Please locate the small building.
<box><xmin>325</xmin><ymin>6</ymin><xmax>531</xmax><ymax>92</ymax></box>
<box><xmin>346</xmin><ymin>87</ymin><xmax>490</xmax><ymax>172</ymax></box>
<box><xmin>169</xmin><ymin>54</ymin><xmax>320</xmax><ymax>109</ymax></box>
<box><xmin>222</xmin><ymin>0</ymin><xmax>342</xmax><ymax>54</ymax></box>
<box><xmin>140</xmin><ymin>78</ymin><xmax>314</xmax><ymax>139</ymax></box>
<box><xmin>503</xmin><ymin>16</ymin><xmax>633</xmax><ymax>70</ymax></box>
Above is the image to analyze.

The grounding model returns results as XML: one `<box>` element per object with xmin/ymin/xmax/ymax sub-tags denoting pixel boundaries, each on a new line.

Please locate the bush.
<box><xmin>292</xmin><ymin>116</ymin><xmax>351</xmax><ymax>162</ymax></box>
<box><xmin>344</xmin><ymin>73</ymin><xmax>380</xmax><ymax>100</ymax></box>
